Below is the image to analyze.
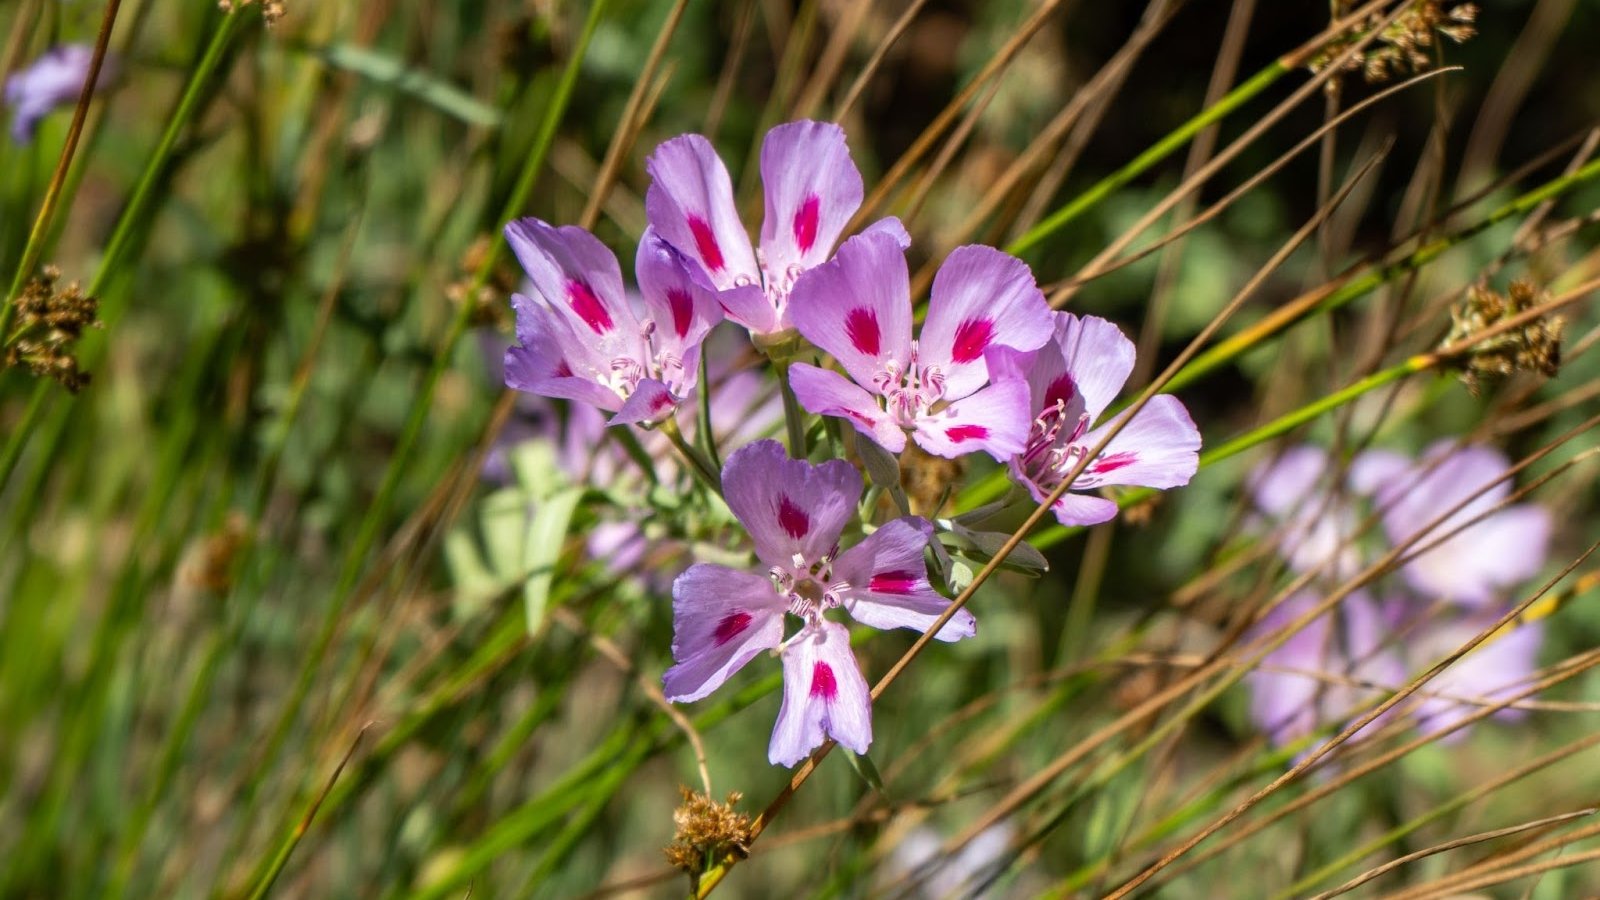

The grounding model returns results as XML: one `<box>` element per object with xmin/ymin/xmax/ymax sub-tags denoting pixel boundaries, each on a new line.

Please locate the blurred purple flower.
<box><xmin>1245</xmin><ymin>589</ymin><xmax>1404</xmax><ymax>748</ymax></box>
<box><xmin>1246</xmin><ymin>445</ymin><xmax>1365</xmax><ymax>578</ymax></box>
<box><xmin>662</xmin><ymin>440</ymin><xmax>975</xmax><ymax>766</ymax></box>
<box><xmin>787</xmin><ymin>233</ymin><xmax>1054</xmax><ymax>460</ymax></box>
<box><xmin>988</xmin><ymin>312</ymin><xmax>1201</xmax><ymax>526</ymax></box>
<box><xmin>4</xmin><ymin>44</ymin><xmax>114</xmax><ymax>144</ymax></box>
<box><xmin>1407</xmin><ymin>609</ymin><xmax>1543</xmax><ymax>740</ymax></box>
<box><xmin>1355</xmin><ymin>441</ymin><xmax>1551</xmax><ymax>607</ymax></box>
<box><xmin>502</xmin><ymin>220</ymin><xmax>722</xmax><ymax>425</ymax></box>
<box><xmin>886</xmin><ymin>822</ymin><xmax>1016</xmax><ymax>898</ymax></box>
<box><xmin>645</xmin><ymin>119</ymin><xmax>909</xmax><ymax>336</ymax></box>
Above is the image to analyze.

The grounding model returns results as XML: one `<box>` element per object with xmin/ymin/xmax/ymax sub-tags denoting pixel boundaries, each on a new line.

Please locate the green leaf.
<box><xmin>944</xmin><ymin>522</ymin><xmax>1050</xmax><ymax>575</ymax></box>
<box><xmin>522</xmin><ymin>486</ymin><xmax>583</xmax><ymax>635</ymax></box>
<box><xmin>303</xmin><ymin>43</ymin><xmax>502</xmax><ymax>128</ymax></box>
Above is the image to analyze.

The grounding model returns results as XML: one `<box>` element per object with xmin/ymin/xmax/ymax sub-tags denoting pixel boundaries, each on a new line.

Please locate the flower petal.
<box><xmin>1053</xmin><ymin>314</ymin><xmax>1137</xmax><ymax>422</ymax></box>
<box><xmin>636</xmin><ymin>227</ymin><xmax>722</xmax><ymax>362</ymax></box>
<box><xmin>789</xmin><ymin>363</ymin><xmax>906</xmax><ymax>454</ymax></box>
<box><xmin>920</xmin><ymin>246</ymin><xmax>1054</xmax><ymax>400</ymax></box>
<box><xmin>1413</xmin><ymin>616</ymin><xmax>1543</xmax><ymax>738</ymax></box>
<box><xmin>770</xmin><ymin>620</ymin><xmax>872</xmax><ymax>765</ymax></box>
<box><xmin>759</xmin><ymin>120</ymin><xmax>865</xmax><ymax>276</ymax></box>
<box><xmin>1009</xmin><ymin>464</ymin><xmax>1120</xmax><ymax>526</ymax></box>
<box><xmin>721</xmin><ymin>439</ymin><xmax>864</xmax><ymax>566</ymax></box>
<box><xmin>834</xmin><ymin>518</ymin><xmax>975</xmax><ymax>641</ymax></box>
<box><xmin>789</xmin><ymin>230</ymin><xmax>913</xmax><ymax>386</ymax></box>
<box><xmin>504</xmin><ymin>293</ymin><xmax>623</xmax><ymax>411</ymax></box>
<box><xmin>1249</xmin><ymin>446</ymin><xmax>1335</xmax><ymax>516</ymax></box>
<box><xmin>860</xmin><ymin>215</ymin><xmax>912</xmax><ymax>249</ymax></box>
<box><xmin>1074</xmin><ymin>395</ymin><xmax>1201</xmax><ymax>490</ymax></box>
<box><xmin>912</xmin><ymin>378</ymin><xmax>1034</xmax><ymax>461</ymax></box>
<box><xmin>645</xmin><ymin>133</ymin><xmax>761</xmax><ymax>291</ymax></box>
<box><xmin>610</xmin><ymin>378</ymin><xmax>679</xmax><ymax>426</ymax></box>
<box><xmin>1402</xmin><ymin>503</ymin><xmax>1551</xmax><ymax>607</ymax></box>
<box><xmin>663</xmin><ymin>564</ymin><xmax>787</xmax><ymax>703</ymax></box>
<box><xmin>503</xmin><ymin>218</ymin><xmax>638</xmax><ymax>350</ymax></box>
<box><xmin>1371</xmin><ymin>444</ymin><xmax>1545</xmax><ymax>606</ymax></box>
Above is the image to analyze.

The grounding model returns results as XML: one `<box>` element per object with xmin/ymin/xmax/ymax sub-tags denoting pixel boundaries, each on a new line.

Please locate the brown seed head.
<box><xmin>663</xmin><ymin>787</ymin><xmax>751</xmax><ymax>874</ymax></box>
<box><xmin>1444</xmin><ymin>279</ymin><xmax>1563</xmax><ymax>396</ymax></box>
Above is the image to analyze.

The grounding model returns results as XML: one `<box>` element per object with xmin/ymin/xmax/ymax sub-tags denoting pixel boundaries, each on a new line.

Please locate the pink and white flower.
<box><xmin>662</xmin><ymin>440</ymin><xmax>975</xmax><ymax>766</ymax></box>
<box><xmin>502</xmin><ymin>219</ymin><xmax>722</xmax><ymax>425</ymax></box>
<box><xmin>785</xmin><ymin>231</ymin><xmax>1055</xmax><ymax>460</ymax></box>
<box><xmin>645</xmin><ymin>120</ymin><xmax>909</xmax><ymax>336</ymax></box>
<box><xmin>1354</xmin><ymin>441</ymin><xmax>1550</xmax><ymax>607</ymax></box>
<box><xmin>988</xmin><ymin>313</ymin><xmax>1201</xmax><ymax>526</ymax></box>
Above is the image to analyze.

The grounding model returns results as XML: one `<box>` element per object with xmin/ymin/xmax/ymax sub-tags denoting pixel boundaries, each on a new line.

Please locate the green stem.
<box><xmin>661</xmin><ymin>415</ymin><xmax>723</xmax><ymax>493</ymax></box>
<box><xmin>775</xmin><ymin>359</ymin><xmax>809</xmax><ymax>459</ymax></box>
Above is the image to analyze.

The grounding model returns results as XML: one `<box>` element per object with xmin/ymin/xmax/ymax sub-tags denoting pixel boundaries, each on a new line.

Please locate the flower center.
<box><xmin>871</xmin><ymin>344</ymin><xmax>946</xmax><ymax>428</ymax></box>
<box><xmin>602</xmin><ymin>320</ymin><xmax>688</xmax><ymax>401</ymax></box>
<box><xmin>769</xmin><ymin>549</ymin><xmax>851</xmax><ymax>622</ymax></box>
<box><xmin>1019</xmin><ymin>401</ymin><xmax>1122</xmax><ymax>491</ymax></box>
<box><xmin>750</xmin><ymin>248</ymin><xmax>805</xmax><ymax>318</ymax></box>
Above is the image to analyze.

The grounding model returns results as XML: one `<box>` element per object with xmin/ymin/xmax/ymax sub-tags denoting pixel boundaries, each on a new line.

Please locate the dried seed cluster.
<box><xmin>663</xmin><ymin>788</ymin><xmax>751</xmax><ymax>875</ymax></box>
<box><xmin>1445</xmin><ymin>279</ymin><xmax>1563</xmax><ymax>396</ymax></box>
<box><xmin>219</xmin><ymin>0</ymin><xmax>286</xmax><ymax>26</ymax></box>
<box><xmin>1313</xmin><ymin>1</ymin><xmax>1477</xmax><ymax>83</ymax></box>
<box><xmin>3</xmin><ymin>266</ymin><xmax>99</xmax><ymax>393</ymax></box>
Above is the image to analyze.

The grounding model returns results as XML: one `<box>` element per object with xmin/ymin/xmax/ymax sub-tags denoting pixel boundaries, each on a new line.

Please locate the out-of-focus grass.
<box><xmin>1</xmin><ymin>1</ymin><xmax>1599</xmax><ymax>897</ymax></box>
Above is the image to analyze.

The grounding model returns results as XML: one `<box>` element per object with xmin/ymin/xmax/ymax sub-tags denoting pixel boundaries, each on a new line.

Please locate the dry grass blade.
<box><xmin>1309</xmin><ymin>808</ymin><xmax>1599</xmax><ymax>900</ymax></box>
<box><xmin>846</xmin><ymin>0</ymin><xmax>1068</xmax><ymax>233</ymax></box>
<box><xmin>1383</xmin><ymin>843</ymin><xmax>1600</xmax><ymax>900</ymax></box>
<box><xmin>923</xmin><ymin>140</ymin><xmax>1392</xmax><ymax>863</ymax></box>
<box><xmin>911</xmin><ymin>0</ymin><xmax>1183</xmax><ymax>292</ymax></box>
<box><xmin>792</xmin><ymin>0</ymin><xmax>870</xmax><ymax>120</ymax></box>
<box><xmin>578</xmin><ymin>0</ymin><xmax>690</xmax><ymax>230</ymax></box>
<box><xmin>1103</xmin><ymin>529</ymin><xmax>1600</xmax><ymax>899</ymax></box>
<box><xmin>832</xmin><ymin>0</ymin><xmax>931</xmax><ymax>122</ymax></box>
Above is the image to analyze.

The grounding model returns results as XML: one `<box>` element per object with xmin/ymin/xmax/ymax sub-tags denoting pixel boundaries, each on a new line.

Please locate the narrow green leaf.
<box><xmin>522</xmin><ymin>486</ymin><xmax>583</xmax><ymax>634</ymax></box>
<box><xmin>304</xmin><ymin>43</ymin><xmax>503</xmax><ymax>127</ymax></box>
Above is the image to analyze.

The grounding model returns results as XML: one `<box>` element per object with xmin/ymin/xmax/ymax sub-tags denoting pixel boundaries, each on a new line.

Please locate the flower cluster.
<box><xmin>1244</xmin><ymin>442</ymin><xmax>1551</xmax><ymax>748</ymax></box>
<box><xmin>497</xmin><ymin>120</ymin><xmax>1203</xmax><ymax>765</ymax></box>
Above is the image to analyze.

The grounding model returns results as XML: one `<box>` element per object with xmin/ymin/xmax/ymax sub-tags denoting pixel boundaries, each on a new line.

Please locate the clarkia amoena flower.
<box><xmin>1247</xmin><ymin>445</ymin><xmax>1366</xmax><ymax>579</ymax></box>
<box><xmin>987</xmin><ymin>313</ymin><xmax>1201</xmax><ymax>526</ymax></box>
<box><xmin>1245</xmin><ymin>589</ymin><xmax>1403</xmax><ymax>748</ymax></box>
<box><xmin>1406</xmin><ymin>608</ymin><xmax>1543</xmax><ymax>739</ymax></box>
<box><xmin>1353</xmin><ymin>441</ymin><xmax>1551</xmax><ymax>607</ymax></box>
<box><xmin>645</xmin><ymin>119</ymin><xmax>910</xmax><ymax>337</ymax></box>
<box><xmin>502</xmin><ymin>218</ymin><xmax>722</xmax><ymax>425</ymax></box>
<box><xmin>4</xmin><ymin>44</ymin><xmax>115</xmax><ymax>144</ymax></box>
<box><xmin>786</xmin><ymin>231</ymin><xmax>1054</xmax><ymax>460</ymax></box>
<box><xmin>663</xmin><ymin>440</ymin><xmax>976</xmax><ymax>766</ymax></box>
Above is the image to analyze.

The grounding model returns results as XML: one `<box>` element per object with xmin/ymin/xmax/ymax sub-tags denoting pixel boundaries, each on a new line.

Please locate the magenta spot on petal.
<box><xmin>567</xmin><ymin>280</ymin><xmax>614</xmax><ymax>334</ymax></box>
<box><xmin>667</xmin><ymin>288</ymin><xmax>694</xmax><ymax>338</ymax></box>
<box><xmin>869</xmin><ymin>571</ymin><xmax>920</xmax><ymax>594</ymax></box>
<box><xmin>777</xmin><ymin>495</ymin><xmax>810</xmax><ymax>539</ymax></box>
<box><xmin>713</xmin><ymin>611</ymin><xmax>752</xmax><ymax>646</ymax></box>
<box><xmin>793</xmin><ymin>194</ymin><xmax>821</xmax><ymax>254</ymax></box>
<box><xmin>844</xmin><ymin>307</ymin><xmax>881</xmax><ymax>356</ymax></box>
<box><xmin>1092</xmin><ymin>451</ymin><xmax>1137</xmax><ymax>474</ymax></box>
<box><xmin>951</xmin><ymin>318</ymin><xmax>994</xmax><ymax>363</ymax></box>
<box><xmin>810</xmin><ymin>661</ymin><xmax>838</xmax><ymax>700</ymax></box>
<box><xmin>946</xmin><ymin>424</ymin><xmax>988</xmax><ymax>443</ymax></box>
<box><xmin>651</xmin><ymin>391</ymin><xmax>675</xmax><ymax>411</ymax></box>
<box><xmin>1044</xmin><ymin>375</ymin><xmax>1077</xmax><ymax>409</ymax></box>
<box><xmin>687</xmin><ymin>215</ymin><xmax>725</xmax><ymax>272</ymax></box>
<box><xmin>553</xmin><ymin>360</ymin><xmax>574</xmax><ymax>378</ymax></box>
